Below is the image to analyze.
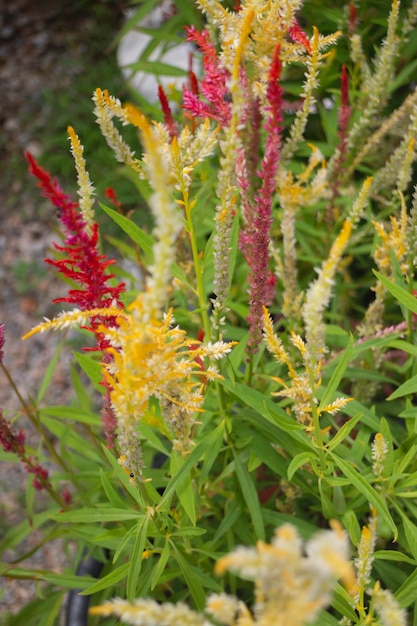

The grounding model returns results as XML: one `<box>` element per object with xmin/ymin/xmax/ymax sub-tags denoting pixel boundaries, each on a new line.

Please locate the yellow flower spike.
<box><xmin>92</xmin><ymin>89</ymin><xmax>141</xmax><ymax>173</ymax></box>
<box><xmin>22</xmin><ymin>307</ymin><xmax>124</xmax><ymax>340</ymax></box>
<box><xmin>123</xmin><ymin>106</ymin><xmax>182</xmax><ymax>317</ymax></box>
<box><xmin>67</xmin><ymin>126</ymin><xmax>95</xmax><ymax>227</ymax></box>
<box><xmin>232</xmin><ymin>9</ymin><xmax>255</xmax><ymax>82</ymax></box>
<box><xmin>263</xmin><ymin>306</ymin><xmax>296</xmax><ymax>378</ymax></box>
<box><xmin>303</xmin><ymin>219</ymin><xmax>353</xmax><ymax>360</ymax></box>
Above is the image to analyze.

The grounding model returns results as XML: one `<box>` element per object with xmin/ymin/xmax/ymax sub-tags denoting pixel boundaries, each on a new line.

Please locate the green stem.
<box><xmin>309</xmin><ymin>358</ymin><xmax>326</xmax><ymax>472</ymax></box>
<box><xmin>181</xmin><ymin>187</ymin><xmax>211</xmax><ymax>339</ymax></box>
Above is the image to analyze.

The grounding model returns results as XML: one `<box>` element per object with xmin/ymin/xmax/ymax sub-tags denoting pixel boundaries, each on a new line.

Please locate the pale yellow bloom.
<box><xmin>353</xmin><ymin>509</ymin><xmax>378</xmax><ymax>606</ymax></box>
<box><xmin>371</xmin><ymin>433</ymin><xmax>389</xmax><ymax>478</ymax></box>
<box><xmin>216</xmin><ymin>522</ymin><xmax>353</xmax><ymax>626</ymax></box>
<box><xmin>92</xmin><ymin>88</ymin><xmax>141</xmax><ymax>173</ymax></box>
<box><xmin>302</xmin><ymin>219</ymin><xmax>352</xmax><ymax>361</ymax></box>
<box><xmin>90</xmin><ymin>598</ymin><xmax>206</xmax><ymax>626</ymax></box>
<box><xmin>372</xmin><ymin>583</ymin><xmax>407</xmax><ymax>626</ymax></box>
<box><xmin>124</xmin><ymin>105</ymin><xmax>184</xmax><ymax>318</ymax></box>
<box><xmin>67</xmin><ymin>125</ymin><xmax>95</xmax><ymax>226</ymax></box>
<box><xmin>22</xmin><ymin>307</ymin><xmax>122</xmax><ymax>340</ymax></box>
<box><xmin>91</xmin><ymin>523</ymin><xmax>354</xmax><ymax>626</ymax></box>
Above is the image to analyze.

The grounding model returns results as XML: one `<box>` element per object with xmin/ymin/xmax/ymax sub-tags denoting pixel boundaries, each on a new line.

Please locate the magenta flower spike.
<box><xmin>246</xmin><ymin>45</ymin><xmax>283</xmax><ymax>350</ymax></box>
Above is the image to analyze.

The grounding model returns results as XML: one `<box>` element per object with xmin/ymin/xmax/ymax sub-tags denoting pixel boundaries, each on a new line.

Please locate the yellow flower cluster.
<box><xmin>263</xmin><ymin>307</ymin><xmax>351</xmax><ymax>429</ymax></box>
<box><xmin>100</xmin><ymin>295</ymin><xmax>234</xmax><ymax>464</ymax></box>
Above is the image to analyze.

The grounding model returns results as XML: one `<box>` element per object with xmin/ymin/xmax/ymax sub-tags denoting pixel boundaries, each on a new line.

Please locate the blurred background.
<box><xmin>0</xmin><ymin>0</ymin><xmax>415</xmax><ymax>619</ymax></box>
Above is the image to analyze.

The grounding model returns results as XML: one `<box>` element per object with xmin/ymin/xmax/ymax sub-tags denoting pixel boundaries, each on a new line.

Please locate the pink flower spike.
<box><xmin>288</xmin><ymin>19</ymin><xmax>311</xmax><ymax>54</ymax></box>
<box><xmin>0</xmin><ymin>324</ymin><xmax>4</xmax><ymax>363</ymax></box>
<box><xmin>246</xmin><ymin>45</ymin><xmax>283</xmax><ymax>351</ymax></box>
<box><xmin>182</xmin><ymin>26</ymin><xmax>231</xmax><ymax>126</ymax></box>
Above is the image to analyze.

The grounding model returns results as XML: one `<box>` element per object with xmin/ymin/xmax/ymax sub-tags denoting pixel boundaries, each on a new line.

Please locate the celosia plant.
<box><xmin>2</xmin><ymin>1</ymin><xmax>417</xmax><ymax>625</ymax></box>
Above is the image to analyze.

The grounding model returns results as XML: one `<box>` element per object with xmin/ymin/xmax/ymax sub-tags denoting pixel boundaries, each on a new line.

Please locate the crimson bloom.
<box><xmin>0</xmin><ymin>411</ymin><xmax>50</xmax><ymax>491</ymax></box>
<box><xmin>242</xmin><ymin>45</ymin><xmax>283</xmax><ymax>351</ymax></box>
<box><xmin>26</xmin><ymin>152</ymin><xmax>125</xmax><ymax>446</ymax></box>
<box><xmin>25</xmin><ymin>152</ymin><xmax>125</xmax><ymax>351</ymax></box>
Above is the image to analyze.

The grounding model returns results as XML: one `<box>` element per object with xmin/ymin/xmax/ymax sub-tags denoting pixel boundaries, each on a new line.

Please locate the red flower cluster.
<box><xmin>0</xmin><ymin>411</ymin><xmax>50</xmax><ymax>491</ymax></box>
<box><xmin>26</xmin><ymin>153</ymin><xmax>126</xmax><ymax>446</ymax></box>
<box><xmin>25</xmin><ymin>152</ymin><xmax>125</xmax><ymax>353</ymax></box>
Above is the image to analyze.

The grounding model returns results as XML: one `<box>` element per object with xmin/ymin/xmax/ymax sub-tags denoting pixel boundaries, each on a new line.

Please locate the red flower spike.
<box><xmin>246</xmin><ymin>45</ymin><xmax>283</xmax><ymax>351</ymax></box>
<box><xmin>188</xmin><ymin>69</ymin><xmax>199</xmax><ymax>96</ymax></box>
<box><xmin>326</xmin><ymin>65</ymin><xmax>351</xmax><ymax>221</ymax></box>
<box><xmin>288</xmin><ymin>19</ymin><xmax>311</xmax><ymax>55</ymax></box>
<box><xmin>105</xmin><ymin>187</ymin><xmax>122</xmax><ymax>212</ymax></box>
<box><xmin>158</xmin><ymin>85</ymin><xmax>178</xmax><ymax>140</ymax></box>
<box><xmin>26</xmin><ymin>152</ymin><xmax>125</xmax><ymax>352</ymax></box>
<box><xmin>348</xmin><ymin>4</ymin><xmax>357</xmax><ymax>36</ymax></box>
<box><xmin>0</xmin><ymin>323</ymin><xmax>4</xmax><ymax>363</ymax></box>
<box><xmin>62</xmin><ymin>487</ymin><xmax>73</xmax><ymax>506</ymax></box>
<box><xmin>101</xmin><ymin>394</ymin><xmax>118</xmax><ymax>449</ymax></box>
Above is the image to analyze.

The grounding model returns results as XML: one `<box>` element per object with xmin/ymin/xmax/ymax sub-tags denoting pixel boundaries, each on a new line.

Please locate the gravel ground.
<box><xmin>0</xmin><ymin>1</ymin><xmax>125</xmax><ymax>620</ymax></box>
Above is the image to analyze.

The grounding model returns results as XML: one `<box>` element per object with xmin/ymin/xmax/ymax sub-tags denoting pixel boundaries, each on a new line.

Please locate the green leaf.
<box><xmin>49</xmin><ymin>508</ymin><xmax>142</xmax><ymax>523</ymax></box>
<box><xmin>220</xmin><ymin>379</ymin><xmax>306</xmax><ymax>434</ymax></box>
<box><xmin>0</xmin><ymin>564</ymin><xmax>95</xmax><ymax>590</ymax></box>
<box><xmin>170</xmin><ymin>452</ymin><xmax>196</xmax><ymax>526</ymax></box>
<box><xmin>70</xmin><ymin>363</ymin><xmax>92</xmax><ymax>409</ymax></box>
<box><xmin>329</xmin><ymin>453</ymin><xmax>397</xmax><ymax>539</ymax></box>
<box><xmin>100</xmin><ymin>444</ymin><xmax>146</xmax><ymax>507</ymax></box>
<box><xmin>170</xmin><ymin>542</ymin><xmax>206</xmax><ymax>610</ymax></box>
<box><xmin>374</xmin><ymin>550</ymin><xmax>417</xmax><ymax>566</ymax></box>
<box><xmin>374</xmin><ymin>271</ymin><xmax>417</xmax><ymax>315</ymax></box>
<box><xmin>287</xmin><ymin>451</ymin><xmax>318</xmax><ymax>480</ymax></box>
<box><xmin>198</xmin><ymin>423</ymin><xmax>224</xmax><ymax>485</ymax></box>
<box><xmin>331</xmin><ymin>583</ymin><xmax>358</xmax><ymax>621</ymax></box>
<box><xmin>171</xmin><ymin>527</ymin><xmax>207</xmax><ymax>537</ymax></box>
<box><xmin>36</xmin><ymin>339</ymin><xmax>65</xmax><ymax>403</ymax></box>
<box><xmin>127</xmin><ymin>514</ymin><xmax>150</xmax><ymax>601</ymax></box>
<box><xmin>79</xmin><ymin>562</ymin><xmax>129</xmax><ymax>595</ymax></box>
<box><xmin>388</xmin><ymin>339</ymin><xmax>417</xmax><ymax>358</ymax></box>
<box><xmin>233</xmin><ymin>450</ymin><xmax>265</xmax><ymax>541</ymax></box>
<box><xmin>326</xmin><ymin>412</ymin><xmax>363</xmax><ymax>452</ymax></box>
<box><xmin>387</xmin><ymin>373</ymin><xmax>417</xmax><ymax>401</ymax></box>
<box><xmin>125</xmin><ymin>59</ymin><xmax>188</xmax><ymax>77</ymax></box>
<box><xmin>158</xmin><ymin>428</ymin><xmax>221</xmax><ymax>510</ymax></box>
<box><xmin>100</xmin><ymin>468</ymin><xmax>126</xmax><ymax>509</ymax></box>
<box><xmin>212</xmin><ymin>499</ymin><xmax>243</xmax><ymax>545</ymax></box>
<box><xmin>40</xmin><ymin>405</ymin><xmax>100</xmax><ymax>426</ymax></box>
<box><xmin>100</xmin><ymin>203</ymin><xmax>154</xmax><ymax>257</ymax></box>
<box><xmin>320</xmin><ymin>334</ymin><xmax>353</xmax><ymax>411</ymax></box>
<box><xmin>399</xmin><ymin>512</ymin><xmax>417</xmax><ymax>561</ymax></box>
<box><xmin>395</xmin><ymin>568</ymin><xmax>417</xmax><ymax>607</ymax></box>
<box><xmin>40</xmin><ymin>416</ymin><xmax>102</xmax><ymax>461</ymax></box>
<box><xmin>150</xmin><ymin>540</ymin><xmax>170</xmax><ymax>590</ymax></box>
<box><xmin>73</xmin><ymin>351</ymin><xmax>104</xmax><ymax>389</ymax></box>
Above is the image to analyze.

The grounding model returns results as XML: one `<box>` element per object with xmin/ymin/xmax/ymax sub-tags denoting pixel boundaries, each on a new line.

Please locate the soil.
<box><xmin>0</xmin><ymin>0</ymin><xmax>126</xmax><ymax>620</ymax></box>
